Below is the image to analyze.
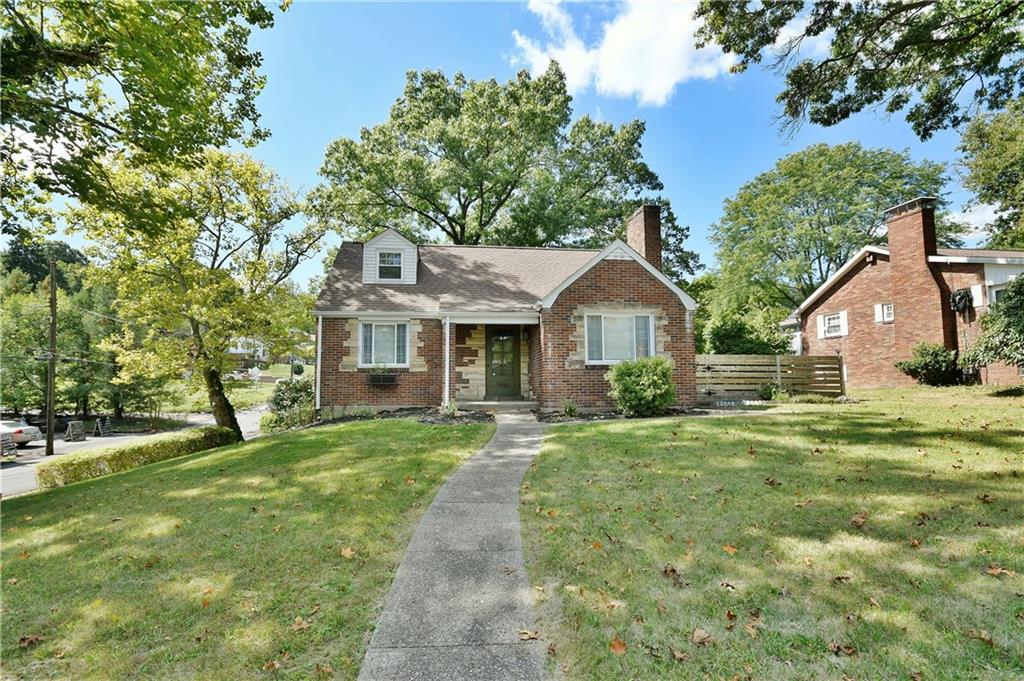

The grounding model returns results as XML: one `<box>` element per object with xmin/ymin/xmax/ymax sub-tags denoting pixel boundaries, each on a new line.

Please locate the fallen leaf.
<box><xmin>201</xmin><ymin>598</ymin><xmax>210</xmax><ymax>608</ymax></box>
<box><xmin>609</xmin><ymin>634</ymin><xmax>628</xmax><ymax>655</ymax></box>
<box><xmin>110</xmin><ymin>517</ymin><xmax>123</xmax><ymax>522</ymax></box>
<box><xmin>966</xmin><ymin>629</ymin><xmax>994</xmax><ymax>647</ymax></box>
<box><xmin>725</xmin><ymin>610</ymin><xmax>737</xmax><ymax>621</ymax></box>
<box><xmin>591</xmin><ymin>542</ymin><xmax>602</xmax><ymax>550</ymax></box>
<box><xmin>869</xmin><ymin>596</ymin><xmax>882</xmax><ymax>608</ymax></box>
<box><xmin>262</xmin><ymin>659</ymin><xmax>281</xmax><ymax>670</ymax></box>
<box><xmin>292</xmin><ymin>616</ymin><xmax>311</xmax><ymax>631</ymax></box>
<box><xmin>851</xmin><ymin>511</ymin><xmax>869</xmax><ymax>528</ymax></box>
<box><xmin>315</xmin><ymin>664</ymin><xmax>333</xmax><ymax>678</ymax></box>
<box><xmin>764</xmin><ymin>477</ymin><xmax>781</xmax><ymax>487</ymax></box>
<box><xmin>404</xmin><ymin>475</ymin><xmax>415</xmax><ymax>485</ymax></box>
<box><xmin>986</xmin><ymin>564</ymin><xmax>1016</xmax><ymax>577</ymax></box>
<box><xmin>828</xmin><ymin>642</ymin><xmax>857</xmax><ymax>656</ymax></box>
<box><xmin>722</xmin><ymin>544</ymin><xmax>738</xmax><ymax>555</ymax></box>
<box><xmin>519</xmin><ymin>629</ymin><xmax>540</xmax><ymax>641</ymax></box>
<box><xmin>6</xmin><ymin>578</ymin><xmax>18</xmax><ymax>586</ymax></box>
<box><xmin>719</xmin><ymin>581</ymin><xmax>736</xmax><ymax>591</ymax></box>
<box><xmin>670</xmin><ymin>647</ymin><xmax>690</xmax><ymax>662</ymax></box>
<box><xmin>833</xmin><ymin>574</ymin><xmax>852</xmax><ymax>584</ymax></box>
<box><xmin>18</xmin><ymin>635</ymin><xmax>43</xmax><ymax>648</ymax></box>
<box><xmin>339</xmin><ymin>547</ymin><xmax>356</xmax><ymax>560</ymax></box>
<box><xmin>795</xmin><ymin>499</ymin><xmax>813</xmax><ymax>508</ymax></box>
<box><xmin>691</xmin><ymin>628</ymin><xmax>713</xmax><ymax>646</ymax></box>
<box><xmin>909</xmin><ymin>538</ymin><xmax>921</xmax><ymax>548</ymax></box>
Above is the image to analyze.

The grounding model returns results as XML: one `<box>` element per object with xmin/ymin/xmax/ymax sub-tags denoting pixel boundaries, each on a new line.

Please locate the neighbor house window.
<box><xmin>823</xmin><ymin>313</ymin><xmax>843</xmax><ymax>337</ymax></box>
<box><xmin>378</xmin><ymin>252</ymin><xmax>402</xmax><ymax>280</ymax></box>
<box><xmin>360</xmin><ymin>322</ymin><xmax>408</xmax><ymax>366</ymax></box>
<box><xmin>882</xmin><ymin>303</ymin><xmax>894</xmax><ymax>322</ymax></box>
<box><xmin>990</xmin><ymin>286</ymin><xmax>1007</xmax><ymax>305</ymax></box>
<box><xmin>585</xmin><ymin>314</ymin><xmax>653</xmax><ymax>364</ymax></box>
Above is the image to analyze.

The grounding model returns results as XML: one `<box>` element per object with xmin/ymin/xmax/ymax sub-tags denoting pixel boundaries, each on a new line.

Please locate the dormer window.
<box><xmin>378</xmin><ymin>252</ymin><xmax>402</xmax><ymax>280</ymax></box>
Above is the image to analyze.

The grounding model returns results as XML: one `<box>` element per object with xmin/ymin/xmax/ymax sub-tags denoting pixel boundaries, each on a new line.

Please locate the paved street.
<box><xmin>1</xmin><ymin>408</ymin><xmax>266</xmax><ymax>498</ymax></box>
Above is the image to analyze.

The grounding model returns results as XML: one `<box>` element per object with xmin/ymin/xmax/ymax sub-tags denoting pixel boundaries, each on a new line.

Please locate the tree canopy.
<box><xmin>959</xmin><ymin>99</ymin><xmax>1024</xmax><ymax>249</ymax></box>
<box><xmin>74</xmin><ymin>150</ymin><xmax>319</xmax><ymax>439</ymax></box>
<box><xmin>1</xmin><ymin>0</ymin><xmax>280</xmax><ymax>235</ymax></box>
<box><xmin>711</xmin><ymin>142</ymin><xmax>963</xmax><ymax>313</ymax></box>
<box><xmin>309</xmin><ymin>63</ymin><xmax>700</xmax><ymax>277</ymax></box>
<box><xmin>696</xmin><ymin>1</ymin><xmax>1024</xmax><ymax>140</ymax></box>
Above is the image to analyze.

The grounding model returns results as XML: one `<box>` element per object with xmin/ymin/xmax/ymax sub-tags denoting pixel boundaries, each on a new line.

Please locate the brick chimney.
<box><xmin>884</xmin><ymin>196</ymin><xmax>954</xmax><ymax>355</ymax></box>
<box><xmin>626</xmin><ymin>204</ymin><xmax>662</xmax><ymax>269</ymax></box>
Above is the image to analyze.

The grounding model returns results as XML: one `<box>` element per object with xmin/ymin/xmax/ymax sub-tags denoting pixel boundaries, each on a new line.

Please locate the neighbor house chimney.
<box><xmin>626</xmin><ymin>204</ymin><xmax>662</xmax><ymax>269</ymax></box>
<box><xmin>884</xmin><ymin>196</ymin><xmax>954</xmax><ymax>357</ymax></box>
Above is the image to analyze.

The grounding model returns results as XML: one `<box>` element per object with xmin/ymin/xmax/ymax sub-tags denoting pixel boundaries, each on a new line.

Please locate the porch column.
<box><xmin>442</xmin><ymin>315</ymin><xmax>451</xmax><ymax>406</ymax></box>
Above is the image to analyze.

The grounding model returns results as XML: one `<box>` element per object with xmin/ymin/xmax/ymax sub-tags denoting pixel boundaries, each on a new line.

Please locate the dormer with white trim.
<box><xmin>362</xmin><ymin>229</ymin><xmax>417</xmax><ymax>285</ymax></box>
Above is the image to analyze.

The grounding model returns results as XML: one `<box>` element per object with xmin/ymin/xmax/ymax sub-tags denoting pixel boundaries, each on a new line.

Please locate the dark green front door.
<box><xmin>485</xmin><ymin>326</ymin><xmax>521</xmax><ymax>399</ymax></box>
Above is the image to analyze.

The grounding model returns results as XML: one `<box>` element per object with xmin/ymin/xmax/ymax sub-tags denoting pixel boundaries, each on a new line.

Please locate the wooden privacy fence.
<box><xmin>695</xmin><ymin>354</ymin><xmax>845</xmax><ymax>402</ymax></box>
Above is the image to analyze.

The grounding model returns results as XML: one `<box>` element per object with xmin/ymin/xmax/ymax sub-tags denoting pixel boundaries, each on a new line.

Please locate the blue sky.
<box><xmin>89</xmin><ymin>2</ymin><xmax>993</xmax><ymax>285</ymax></box>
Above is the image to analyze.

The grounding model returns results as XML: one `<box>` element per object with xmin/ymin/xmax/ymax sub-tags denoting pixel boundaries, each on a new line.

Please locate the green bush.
<box><xmin>260</xmin><ymin>407</ymin><xmax>314</xmax><ymax>433</ymax></box>
<box><xmin>895</xmin><ymin>342</ymin><xmax>961</xmax><ymax>386</ymax></box>
<box><xmin>35</xmin><ymin>426</ymin><xmax>238</xmax><ymax>489</ymax></box>
<box><xmin>605</xmin><ymin>356</ymin><xmax>676</xmax><ymax>417</ymax></box>
<box><xmin>560</xmin><ymin>399</ymin><xmax>579</xmax><ymax>418</ymax></box>
<box><xmin>291</xmin><ymin>362</ymin><xmax>305</xmax><ymax>376</ymax></box>
<box><xmin>262</xmin><ymin>378</ymin><xmax>314</xmax><ymax>433</ymax></box>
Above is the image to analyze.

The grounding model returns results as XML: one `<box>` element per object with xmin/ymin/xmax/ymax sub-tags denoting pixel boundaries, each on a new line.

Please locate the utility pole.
<box><xmin>45</xmin><ymin>257</ymin><xmax>57</xmax><ymax>456</ymax></box>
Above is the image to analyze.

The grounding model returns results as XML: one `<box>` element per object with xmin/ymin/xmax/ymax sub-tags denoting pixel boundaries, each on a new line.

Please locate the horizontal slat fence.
<box><xmin>695</xmin><ymin>354</ymin><xmax>845</xmax><ymax>402</ymax></box>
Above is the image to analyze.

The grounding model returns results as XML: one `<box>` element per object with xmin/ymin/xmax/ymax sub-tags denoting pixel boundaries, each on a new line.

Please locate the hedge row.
<box><xmin>35</xmin><ymin>426</ymin><xmax>239</xmax><ymax>489</ymax></box>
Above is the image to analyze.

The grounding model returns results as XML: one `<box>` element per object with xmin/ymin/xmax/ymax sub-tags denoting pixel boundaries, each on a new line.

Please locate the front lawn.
<box><xmin>522</xmin><ymin>387</ymin><xmax>1024</xmax><ymax>679</ymax></box>
<box><xmin>2</xmin><ymin>419</ymin><xmax>494</xmax><ymax>679</ymax></box>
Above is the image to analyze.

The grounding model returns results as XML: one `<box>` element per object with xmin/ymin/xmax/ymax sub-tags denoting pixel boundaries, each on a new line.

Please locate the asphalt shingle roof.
<box><xmin>314</xmin><ymin>243</ymin><xmax>600</xmax><ymax>313</ymax></box>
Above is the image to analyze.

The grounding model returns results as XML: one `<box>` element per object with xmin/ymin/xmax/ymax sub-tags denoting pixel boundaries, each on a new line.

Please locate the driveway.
<box><xmin>1</xmin><ymin>407</ymin><xmax>266</xmax><ymax>498</ymax></box>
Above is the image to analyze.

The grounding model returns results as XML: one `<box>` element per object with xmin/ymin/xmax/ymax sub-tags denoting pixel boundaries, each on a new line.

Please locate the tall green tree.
<box><xmin>1</xmin><ymin>235</ymin><xmax>87</xmax><ymax>290</ymax></box>
<box><xmin>74</xmin><ymin>150</ymin><xmax>319</xmax><ymax>439</ymax></box>
<box><xmin>309</xmin><ymin>63</ymin><xmax>700</xmax><ymax>276</ymax></box>
<box><xmin>711</xmin><ymin>142</ymin><xmax>963</xmax><ymax>313</ymax></box>
<box><xmin>696</xmin><ymin>1</ymin><xmax>1024</xmax><ymax>140</ymax></box>
<box><xmin>1</xmin><ymin>0</ymin><xmax>280</xmax><ymax>235</ymax></box>
<box><xmin>959</xmin><ymin>100</ymin><xmax>1024</xmax><ymax>248</ymax></box>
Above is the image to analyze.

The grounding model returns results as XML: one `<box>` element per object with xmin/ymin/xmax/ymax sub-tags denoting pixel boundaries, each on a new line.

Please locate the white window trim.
<box><xmin>989</xmin><ymin>284</ymin><xmax>1007</xmax><ymax>305</ymax></box>
<box><xmin>358</xmin><ymin>321</ymin><xmax>410</xmax><ymax>368</ymax></box>
<box><xmin>377</xmin><ymin>251</ymin><xmax>403</xmax><ymax>281</ymax></box>
<box><xmin>583</xmin><ymin>313</ymin><xmax>654</xmax><ymax>366</ymax></box>
<box><xmin>823</xmin><ymin>312</ymin><xmax>843</xmax><ymax>338</ymax></box>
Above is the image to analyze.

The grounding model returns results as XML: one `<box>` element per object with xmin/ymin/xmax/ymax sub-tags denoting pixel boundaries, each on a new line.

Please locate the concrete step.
<box><xmin>456</xmin><ymin>400</ymin><xmax>538</xmax><ymax>412</ymax></box>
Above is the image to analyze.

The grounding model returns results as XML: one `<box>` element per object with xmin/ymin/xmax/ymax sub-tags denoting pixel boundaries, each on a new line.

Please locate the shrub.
<box><xmin>262</xmin><ymin>378</ymin><xmax>314</xmax><ymax>433</ymax></box>
<box><xmin>35</xmin><ymin>426</ymin><xmax>238</xmax><ymax>489</ymax></box>
<box><xmin>756</xmin><ymin>383</ymin><xmax>779</xmax><ymax>401</ymax></box>
<box><xmin>291</xmin><ymin>362</ymin><xmax>305</xmax><ymax>376</ymax></box>
<box><xmin>560</xmin><ymin>399</ymin><xmax>578</xmax><ymax>418</ymax></box>
<box><xmin>895</xmin><ymin>342</ymin><xmax>961</xmax><ymax>386</ymax></box>
<box><xmin>704</xmin><ymin>315</ymin><xmax>791</xmax><ymax>355</ymax></box>
<box><xmin>605</xmin><ymin>356</ymin><xmax>676</xmax><ymax>417</ymax></box>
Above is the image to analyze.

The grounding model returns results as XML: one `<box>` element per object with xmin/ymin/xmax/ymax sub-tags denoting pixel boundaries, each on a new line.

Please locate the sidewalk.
<box><xmin>0</xmin><ymin>408</ymin><xmax>266</xmax><ymax>497</ymax></box>
<box><xmin>358</xmin><ymin>411</ymin><xmax>545</xmax><ymax>681</ymax></box>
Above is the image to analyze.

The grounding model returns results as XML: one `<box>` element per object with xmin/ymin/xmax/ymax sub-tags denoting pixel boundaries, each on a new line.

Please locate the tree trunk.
<box><xmin>113</xmin><ymin>396</ymin><xmax>124</xmax><ymax>419</ymax></box>
<box><xmin>203</xmin><ymin>366</ymin><xmax>242</xmax><ymax>441</ymax></box>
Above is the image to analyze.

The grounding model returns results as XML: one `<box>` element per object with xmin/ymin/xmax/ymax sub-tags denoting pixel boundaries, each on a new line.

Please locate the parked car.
<box><xmin>0</xmin><ymin>419</ymin><xmax>43</xmax><ymax>448</ymax></box>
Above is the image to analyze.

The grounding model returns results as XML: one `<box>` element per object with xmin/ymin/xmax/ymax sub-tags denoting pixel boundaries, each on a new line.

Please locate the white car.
<box><xmin>0</xmin><ymin>419</ymin><xmax>43</xmax><ymax>448</ymax></box>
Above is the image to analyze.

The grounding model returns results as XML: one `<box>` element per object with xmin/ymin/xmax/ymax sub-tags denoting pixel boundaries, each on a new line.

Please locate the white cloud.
<box><xmin>511</xmin><ymin>0</ymin><xmax>736</xmax><ymax>106</ymax></box>
<box><xmin>950</xmin><ymin>203</ymin><xmax>1001</xmax><ymax>241</ymax></box>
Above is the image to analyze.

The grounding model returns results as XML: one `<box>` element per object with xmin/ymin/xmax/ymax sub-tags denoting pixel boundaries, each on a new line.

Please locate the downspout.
<box><xmin>442</xmin><ymin>315</ymin><xmax>451</xmax><ymax>408</ymax></box>
<box><xmin>315</xmin><ymin>314</ymin><xmax>323</xmax><ymax>416</ymax></box>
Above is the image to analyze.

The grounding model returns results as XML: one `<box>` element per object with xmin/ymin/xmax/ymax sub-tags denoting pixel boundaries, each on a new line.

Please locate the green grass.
<box><xmin>264</xmin><ymin>363</ymin><xmax>302</xmax><ymax>379</ymax></box>
<box><xmin>82</xmin><ymin>415</ymin><xmax>187</xmax><ymax>434</ymax></box>
<box><xmin>162</xmin><ymin>379</ymin><xmax>276</xmax><ymax>414</ymax></box>
<box><xmin>2</xmin><ymin>419</ymin><xmax>494</xmax><ymax>679</ymax></box>
<box><xmin>521</xmin><ymin>386</ymin><xmax>1024</xmax><ymax>680</ymax></box>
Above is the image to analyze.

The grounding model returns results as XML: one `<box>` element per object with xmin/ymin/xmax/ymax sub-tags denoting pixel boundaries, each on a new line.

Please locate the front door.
<box><xmin>485</xmin><ymin>326</ymin><xmax>521</xmax><ymax>399</ymax></box>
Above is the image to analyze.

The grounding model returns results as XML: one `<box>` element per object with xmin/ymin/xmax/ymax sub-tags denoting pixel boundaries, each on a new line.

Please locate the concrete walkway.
<box><xmin>358</xmin><ymin>411</ymin><xmax>545</xmax><ymax>681</ymax></box>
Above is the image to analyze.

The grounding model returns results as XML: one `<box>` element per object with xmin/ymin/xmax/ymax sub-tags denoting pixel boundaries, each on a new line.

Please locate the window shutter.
<box><xmin>838</xmin><ymin>310</ymin><xmax>849</xmax><ymax>336</ymax></box>
<box><xmin>970</xmin><ymin>284</ymin><xmax>984</xmax><ymax>308</ymax></box>
<box><xmin>874</xmin><ymin>304</ymin><xmax>883</xmax><ymax>322</ymax></box>
<box><xmin>816</xmin><ymin>315</ymin><xmax>825</xmax><ymax>339</ymax></box>
<box><xmin>361</xmin><ymin>324</ymin><xmax>373</xmax><ymax>364</ymax></box>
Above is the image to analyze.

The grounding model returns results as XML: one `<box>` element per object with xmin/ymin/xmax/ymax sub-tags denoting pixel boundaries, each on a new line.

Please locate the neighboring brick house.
<box><xmin>313</xmin><ymin>206</ymin><xmax>697</xmax><ymax>414</ymax></box>
<box><xmin>782</xmin><ymin>197</ymin><xmax>1024</xmax><ymax>388</ymax></box>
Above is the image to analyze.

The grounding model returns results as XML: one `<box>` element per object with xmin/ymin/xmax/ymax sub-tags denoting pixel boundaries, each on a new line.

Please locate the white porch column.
<box><xmin>442</xmin><ymin>315</ymin><xmax>451</xmax><ymax>407</ymax></box>
<box><xmin>314</xmin><ymin>314</ymin><xmax>323</xmax><ymax>412</ymax></box>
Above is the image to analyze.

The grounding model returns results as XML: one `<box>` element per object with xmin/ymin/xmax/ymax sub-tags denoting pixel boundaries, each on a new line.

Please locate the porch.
<box><xmin>442</xmin><ymin>315</ymin><xmax>539</xmax><ymax>406</ymax></box>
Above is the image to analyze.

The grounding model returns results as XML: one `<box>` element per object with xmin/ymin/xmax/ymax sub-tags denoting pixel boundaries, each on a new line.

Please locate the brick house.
<box><xmin>313</xmin><ymin>206</ymin><xmax>697</xmax><ymax>414</ymax></box>
<box><xmin>782</xmin><ymin>197</ymin><xmax>1024</xmax><ymax>388</ymax></box>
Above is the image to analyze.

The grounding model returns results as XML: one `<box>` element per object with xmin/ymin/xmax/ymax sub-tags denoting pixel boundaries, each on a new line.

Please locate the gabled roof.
<box><xmin>315</xmin><ymin>242</ymin><xmax>599</xmax><ymax>314</ymax></box>
<box><xmin>314</xmin><ymin>238</ymin><xmax>698</xmax><ymax>315</ymax></box>
<box><xmin>787</xmin><ymin>244</ymin><xmax>1024</xmax><ymax>321</ymax></box>
<box><xmin>364</xmin><ymin>227</ymin><xmax>415</xmax><ymax>248</ymax></box>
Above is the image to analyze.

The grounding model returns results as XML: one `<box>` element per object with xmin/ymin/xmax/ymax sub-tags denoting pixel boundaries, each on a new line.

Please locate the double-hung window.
<box><xmin>378</xmin><ymin>252</ymin><xmax>402</xmax><ymax>280</ymax></box>
<box><xmin>585</xmin><ymin>314</ymin><xmax>653</xmax><ymax>364</ymax></box>
<box><xmin>881</xmin><ymin>303</ymin><xmax>894</xmax><ymax>322</ymax></box>
<box><xmin>823</xmin><ymin>313</ymin><xmax>843</xmax><ymax>337</ymax></box>
<box><xmin>360</xmin><ymin>322</ymin><xmax>408</xmax><ymax>367</ymax></box>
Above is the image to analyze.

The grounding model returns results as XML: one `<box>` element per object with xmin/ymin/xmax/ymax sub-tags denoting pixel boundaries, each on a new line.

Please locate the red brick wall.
<box><xmin>319</xmin><ymin>317</ymin><xmax>443</xmax><ymax>410</ymax></box>
<box><xmin>538</xmin><ymin>259</ymin><xmax>696</xmax><ymax>409</ymax></box>
<box><xmin>801</xmin><ymin>253</ymin><xmax>908</xmax><ymax>387</ymax></box>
